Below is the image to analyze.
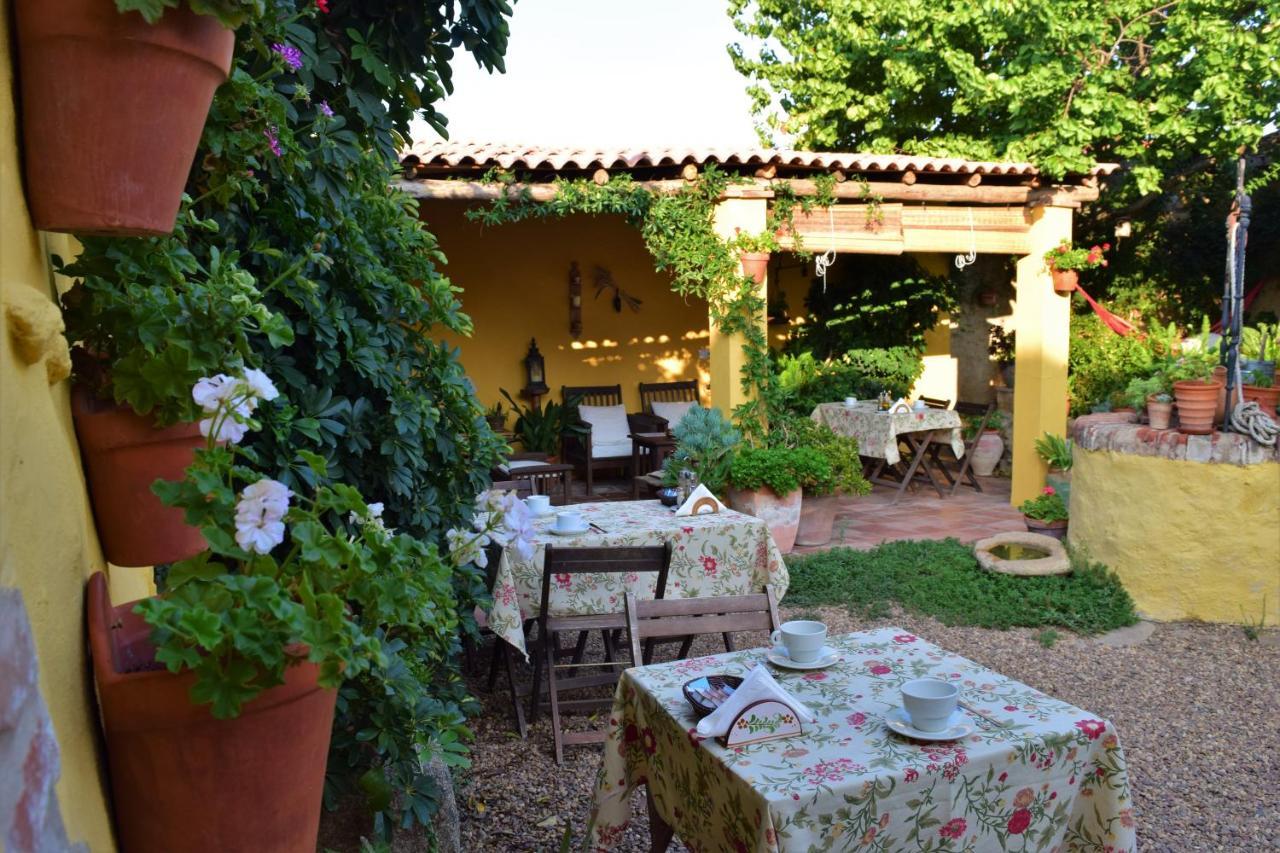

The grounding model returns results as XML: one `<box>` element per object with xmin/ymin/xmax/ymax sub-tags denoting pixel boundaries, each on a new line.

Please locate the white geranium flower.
<box><xmin>199</xmin><ymin>415</ymin><xmax>249</xmax><ymax>445</ymax></box>
<box><xmin>502</xmin><ymin>500</ymin><xmax>536</xmax><ymax>562</ymax></box>
<box><xmin>192</xmin><ymin>374</ymin><xmax>237</xmax><ymax>412</ymax></box>
<box><xmin>234</xmin><ymin>478</ymin><xmax>291</xmax><ymax>554</ymax></box>
<box><xmin>446</xmin><ymin>527</ymin><xmax>490</xmax><ymax>567</ymax></box>
<box><xmin>242</xmin><ymin>368</ymin><xmax>279</xmax><ymax>403</ymax></box>
<box><xmin>366</xmin><ymin>502</ymin><xmax>384</xmax><ymax>519</ymax></box>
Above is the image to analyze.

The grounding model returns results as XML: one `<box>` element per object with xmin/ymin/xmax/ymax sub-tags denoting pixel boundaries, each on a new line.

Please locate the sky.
<box><xmin>409</xmin><ymin>0</ymin><xmax>762</xmax><ymax>150</ymax></box>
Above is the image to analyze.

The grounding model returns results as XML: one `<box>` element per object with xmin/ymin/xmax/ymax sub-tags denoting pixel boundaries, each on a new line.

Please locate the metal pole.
<box><xmin>1222</xmin><ymin>157</ymin><xmax>1250</xmax><ymax>425</ymax></box>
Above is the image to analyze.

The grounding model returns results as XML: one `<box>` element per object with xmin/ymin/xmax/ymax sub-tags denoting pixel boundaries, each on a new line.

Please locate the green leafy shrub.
<box><xmin>770</xmin><ymin>415</ymin><xmax>870</xmax><ymax>497</ymax></box>
<box><xmin>772</xmin><ymin>348</ymin><xmax>923</xmax><ymax>416</ymax></box>
<box><xmin>1019</xmin><ymin>487</ymin><xmax>1069</xmax><ymax>522</ymax></box>
<box><xmin>1123</xmin><ymin>374</ymin><xmax>1171</xmax><ymax>410</ymax></box>
<box><xmin>729</xmin><ymin>446</ymin><xmax>829</xmax><ymax>496</ymax></box>
<box><xmin>784</xmin><ymin>540</ymin><xmax>1137</xmax><ymax>635</ymax></box>
<box><xmin>500</xmin><ymin>390</ymin><xmax>585</xmax><ymax>455</ymax></box>
<box><xmin>1068</xmin><ymin>313</ymin><xmax>1167</xmax><ymax>414</ymax></box>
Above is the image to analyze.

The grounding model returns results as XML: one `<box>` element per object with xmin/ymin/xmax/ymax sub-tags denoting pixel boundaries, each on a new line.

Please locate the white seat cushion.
<box><xmin>651</xmin><ymin>400</ymin><xmax>696</xmax><ymax>426</ymax></box>
<box><xmin>498</xmin><ymin>459</ymin><xmax>547</xmax><ymax>475</ymax></box>
<box><xmin>579</xmin><ymin>404</ymin><xmax>632</xmax><ymax>459</ymax></box>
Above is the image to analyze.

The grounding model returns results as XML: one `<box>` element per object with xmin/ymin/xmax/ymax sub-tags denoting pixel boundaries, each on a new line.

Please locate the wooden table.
<box><xmin>631</xmin><ymin>431</ymin><xmax>676</xmax><ymax>475</ymax></box>
<box><xmin>587</xmin><ymin>628</ymin><xmax>1137</xmax><ymax>852</ymax></box>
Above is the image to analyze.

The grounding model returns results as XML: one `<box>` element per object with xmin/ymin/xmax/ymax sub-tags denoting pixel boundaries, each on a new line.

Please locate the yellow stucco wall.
<box><xmin>421</xmin><ymin>202</ymin><xmax>710</xmax><ymax>414</ymax></box>
<box><xmin>1068</xmin><ymin>449</ymin><xmax>1280</xmax><ymax>626</ymax></box>
<box><xmin>1</xmin><ymin>3</ymin><xmax>117</xmax><ymax>847</ymax></box>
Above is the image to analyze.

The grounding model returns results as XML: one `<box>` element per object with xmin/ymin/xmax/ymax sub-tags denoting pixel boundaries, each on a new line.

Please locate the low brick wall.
<box><xmin>1067</xmin><ymin>415</ymin><xmax>1279</xmax><ymax>626</ymax></box>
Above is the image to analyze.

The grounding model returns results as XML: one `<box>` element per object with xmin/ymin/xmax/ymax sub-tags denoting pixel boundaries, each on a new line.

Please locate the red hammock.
<box><xmin>1075</xmin><ymin>283</ymin><xmax>1139</xmax><ymax>336</ymax></box>
<box><xmin>1211</xmin><ymin>278</ymin><xmax>1267</xmax><ymax>333</ymax></box>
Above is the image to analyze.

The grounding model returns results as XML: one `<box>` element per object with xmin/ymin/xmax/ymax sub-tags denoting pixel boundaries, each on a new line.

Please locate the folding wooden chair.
<box><xmin>926</xmin><ymin>400</ymin><xmax>995</xmax><ymax>494</ymax></box>
<box><xmin>623</xmin><ymin>585</ymin><xmax>782</xmax><ymax>668</ymax></box>
<box><xmin>919</xmin><ymin>395</ymin><xmax>952</xmax><ymax>409</ymax></box>
<box><xmin>528</xmin><ymin>544</ymin><xmax>672</xmax><ymax>763</ymax></box>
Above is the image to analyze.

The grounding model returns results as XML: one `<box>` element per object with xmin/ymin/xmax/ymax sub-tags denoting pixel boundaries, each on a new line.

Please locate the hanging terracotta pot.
<box><xmin>728</xmin><ymin>486</ymin><xmax>801</xmax><ymax>553</ymax></box>
<box><xmin>72</xmin><ymin>387</ymin><xmax>206</xmax><ymax>567</ymax></box>
<box><xmin>739</xmin><ymin>252</ymin><xmax>770</xmax><ymax>284</ymax></box>
<box><xmin>87</xmin><ymin>573</ymin><xmax>336</xmax><ymax>853</ymax></box>
<box><xmin>1050</xmin><ymin>269</ymin><xmax>1078</xmax><ymax>294</ymax></box>
<box><xmin>969</xmin><ymin>428</ymin><xmax>1004</xmax><ymax>477</ymax></box>
<box><xmin>14</xmin><ymin>0</ymin><xmax>234</xmax><ymax>235</ymax></box>
<box><xmin>1172</xmin><ymin>379</ymin><xmax>1222</xmax><ymax>435</ymax></box>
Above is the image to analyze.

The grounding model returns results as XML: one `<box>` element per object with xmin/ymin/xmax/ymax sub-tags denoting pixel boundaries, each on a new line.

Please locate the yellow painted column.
<box><xmin>1010</xmin><ymin>205</ymin><xmax>1074</xmax><ymax>504</ymax></box>
<box><xmin>708</xmin><ymin>197</ymin><xmax>769</xmax><ymax>416</ymax></box>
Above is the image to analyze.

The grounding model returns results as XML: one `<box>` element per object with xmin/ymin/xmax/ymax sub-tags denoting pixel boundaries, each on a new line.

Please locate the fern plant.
<box><xmin>1033</xmin><ymin>433</ymin><xmax>1073</xmax><ymax>472</ymax></box>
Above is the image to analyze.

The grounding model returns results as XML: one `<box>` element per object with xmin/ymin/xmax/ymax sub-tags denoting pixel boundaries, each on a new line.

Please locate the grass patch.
<box><xmin>784</xmin><ymin>539</ymin><xmax>1137</xmax><ymax>635</ymax></box>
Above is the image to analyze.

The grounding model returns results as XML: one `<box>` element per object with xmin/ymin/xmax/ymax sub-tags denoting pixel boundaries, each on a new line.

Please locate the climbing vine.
<box><xmin>467</xmin><ymin>168</ymin><xmax>840</xmax><ymax>441</ymax></box>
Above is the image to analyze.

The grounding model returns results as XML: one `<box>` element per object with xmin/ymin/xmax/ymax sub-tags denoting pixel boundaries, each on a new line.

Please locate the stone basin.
<box><xmin>974</xmin><ymin>532</ymin><xmax>1070</xmax><ymax>576</ymax></box>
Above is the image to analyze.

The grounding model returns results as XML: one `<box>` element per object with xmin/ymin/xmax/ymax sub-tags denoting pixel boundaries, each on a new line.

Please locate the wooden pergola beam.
<box><xmin>397</xmin><ymin>177</ymin><xmax>1099</xmax><ymax>206</ymax></box>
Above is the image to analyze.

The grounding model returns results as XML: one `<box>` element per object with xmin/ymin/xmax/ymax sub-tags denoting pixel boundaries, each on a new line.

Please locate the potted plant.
<box><xmin>1033</xmin><ymin>432</ymin><xmax>1073</xmax><ymax>504</ymax></box>
<box><xmin>1240</xmin><ymin>323</ymin><xmax>1277</xmax><ymax>383</ymax></box>
<box><xmin>499</xmin><ymin>389</ymin><xmax>586</xmax><ymax>459</ymax></box>
<box><xmin>1168</xmin><ymin>347</ymin><xmax>1222</xmax><ymax>435</ymax></box>
<box><xmin>88</xmin><ymin>372</ymin><xmax>535</xmax><ymax>853</ymax></box>
<box><xmin>988</xmin><ymin>325</ymin><xmax>1016</xmax><ymax>388</ymax></box>
<box><xmin>727</xmin><ymin>446</ymin><xmax>830</xmax><ymax>553</ymax></box>
<box><xmin>1043</xmin><ymin>241</ymin><xmax>1108</xmax><ymax>293</ymax></box>
<box><xmin>774</xmin><ymin>416</ymin><xmax>870</xmax><ymax>547</ymax></box>
<box><xmin>58</xmin><ymin>211</ymin><xmax>290</xmax><ymax>566</ymax></box>
<box><xmin>12</xmin><ymin>0</ymin><xmax>256</xmax><ymax>234</ymax></box>
<box><xmin>485</xmin><ymin>400</ymin><xmax>508</xmax><ymax>432</ymax></box>
<box><xmin>966</xmin><ymin>411</ymin><xmax>1007</xmax><ymax>477</ymax></box>
<box><xmin>1242</xmin><ymin>368</ymin><xmax>1280</xmax><ymax>415</ymax></box>
<box><xmin>730</xmin><ymin>229</ymin><xmax>776</xmax><ymax>284</ymax></box>
<box><xmin>1019</xmin><ymin>486</ymin><xmax>1069</xmax><ymax>540</ymax></box>
<box><xmin>661</xmin><ymin>406</ymin><xmax>741</xmax><ymax>496</ymax></box>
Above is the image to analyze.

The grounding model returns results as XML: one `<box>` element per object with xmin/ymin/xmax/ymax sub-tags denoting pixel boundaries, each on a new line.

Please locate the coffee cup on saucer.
<box><xmin>554</xmin><ymin>510</ymin><xmax>586</xmax><ymax>533</ymax></box>
<box><xmin>901</xmin><ymin>678</ymin><xmax>959</xmax><ymax>732</ymax></box>
<box><xmin>770</xmin><ymin>620</ymin><xmax>827</xmax><ymax>663</ymax></box>
<box><xmin>525</xmin><ymin>494</ymin><xmax>551</xmax><ymax>515</ymax></box>
<box><xmin>843</xmin><ymin>396</ymin><xmax>857</xmax><ymax>407</ymax></box>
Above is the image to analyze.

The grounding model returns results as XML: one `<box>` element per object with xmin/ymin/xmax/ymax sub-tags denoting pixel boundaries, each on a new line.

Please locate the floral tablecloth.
<box><xmin>486</xmin><ymin>500</ymin><xmax>787</xmax><ymax>659</ymax></box>
<box><xmin>812</xmin><ymin>402</ymin><xmax>964</xmax><ymax>465</ymax></box>
<box><xmin>588</xmin><ymin>628</ymin><xmax>1136</xmax><ymax>852</ymax></box>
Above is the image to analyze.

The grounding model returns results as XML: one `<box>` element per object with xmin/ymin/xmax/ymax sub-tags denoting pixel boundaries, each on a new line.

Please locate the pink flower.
<box><xmin>1004</xmin><ymin>705</ymin><xmax>1018</xmax><ymax>711</ymax></box>
<box><xmin>939</xmin><ymin>818</ymin><xmax>966</xmax><ymax>839</ymax></box>
<box><xmin>315</xmin><ymin>0</ymin><xmax>329</xmax><ymax>10</ymax></box>
<box><xmin>1007</xmin><ymin>808</ymin><xmax>1031</xmax><ymax>835</ymax></box>
<box><xmin>317</xmin><ymin>100</ymin><xmax>334</xmax><ymax>118</ymax></box>
<box><xmin>893</xmin><ymin>634</ymin><xmax>916</xmax><ymax>643</ymax></box>
<box><xmin>554</xmin><ymin>572</ymin><xmax>572</xmax><ymax>590</ymax></box>
<box><xmin>846</xmin><ymin>712</ymin><xmax>866</xmax><ymax>726</ymax></box>
<box><xmin>263</xmin><ymin>126</ymin><xmax>282</xmax><ymax>157</ymax></box>
<box><xmin>701</xmin><ymin>555</ymin><xmax>717</xmax><ymax>576</ymax></box>
<box><xmin>1075</xmin><ymin>719</ymin><xmax>1107</xmax><ymax>740</ymax></box>
<box><xmin>803</xmin><ymin>672</ymin><xmax>827</xmax><ymax>681</ymax></box>
<box><xmin>904</xmin><ymin>768</ymin><xmax>919</xmax><ymax>782</ymax></box>
<box><xmin>998</xmin><ymin>771</ymin><xmax>1007</xmax><ymax>782</ymax></box>
<box><xmin>1042</xmin><ymin>486</ymin><xmax>1056</xmax><ymax>495</ymax></box>
<box><xmin>869</xmin><ymin>664</ymin><xmax>892</xmax><ymax>675</ymax></box>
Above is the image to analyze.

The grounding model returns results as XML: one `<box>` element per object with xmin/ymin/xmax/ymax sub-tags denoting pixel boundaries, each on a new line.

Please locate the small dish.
<box><xmin>766</xmin><ymin>645</ymin><xmax>839</xmax><ymax>670</ymax></box>
<box><xmin>549</xmin><ymin>526</ymin><xmax>590</xmax><ymax>537</ymax></box>
<box><xmin>682</xmin><ymin>674</ymin><xmax>744</xmax><ymax>717</ymax></box>
<box><xmin>883</xmin><ymin>707</ymin><xmax>974</xmax><ymax>742</ymax></box>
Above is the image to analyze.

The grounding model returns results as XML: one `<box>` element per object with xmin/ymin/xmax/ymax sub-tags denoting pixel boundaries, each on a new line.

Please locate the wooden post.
<box><xmin>1010</xmin><ymin>204</ymin><xmax>1074</xmax><ymax>506</ymax></box>
<box><xmin>708</xmin><ymin>197</ymin><xmax>769</xmax><ymax>417</ymax></box>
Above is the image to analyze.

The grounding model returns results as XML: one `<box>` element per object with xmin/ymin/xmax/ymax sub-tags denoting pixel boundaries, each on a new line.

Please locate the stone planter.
<box><xmin>795</xmin><ymin>493</ymin><xmax>838</xmax><ymax>547</ymax></box>
<box><xmin>1146</xmin><ymin>398</ymin><xmax>1173</xmax><ymax>430</ymax></box>
<box><xmin>1173</xmin><ymin>379</ymin><xmax>1222</xmax><ymax>435</ymax></box>
<box><xmin>728</xmin><ymin>486</ymin><xmax>802</xmax><ymax>553</ymax></box>
<box><xmin>1023</xmin><ymin>516</ymin><xmax>1068</xmax><ymax>540</ymax></box>
<box><xmin>974</xmin><ymin>532</ymin><xmax>1070</xmax><ymax>576</ymax></box>
<box><xmin>969</xmin><ymin>429</ymin><xmax>1004</xmax><ymax>477</ymax></box>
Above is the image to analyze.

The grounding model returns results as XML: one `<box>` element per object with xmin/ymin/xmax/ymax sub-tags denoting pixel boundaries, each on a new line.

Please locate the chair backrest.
<box><xmin>919</xmin><ymin>396</ymin><xmax>951</xmax><ymax>409</ymax></box>
<box><xmin>562</xmin><ymin>385</ymin><xmax>622</xmax><ymax>408</ymax></box>
<box><xmin>540</xmin><ymin>544</ymin><xmax>672</xmax><ymax>621</ymax></box>
<box><xmin>638</xmin><ymin>380</ymin><xmax>699</xmax><ymax>412</ymax></box>
<box><xmin>490</xmin><ymin>478</ymin><xmax>533</xmax><ymax>498</ymax></box>
<box><xmin>623</xmin><ymin>585</ymin><xmax>781</xmax><ymax>665</ymax></box>
<box><xmin>953</xmin><ymin>400</ymin><xmax>996</xmax><ymax>445</ymax></box>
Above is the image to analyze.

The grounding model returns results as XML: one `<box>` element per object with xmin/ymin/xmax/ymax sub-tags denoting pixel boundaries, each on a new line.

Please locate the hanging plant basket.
<box><xmin>1050</xmin><ymin>269</ymin><xmax>1078</xmax><ymax>294</ymax></box>
<box><xmin>13</xmin><ymin>0</ymin><xmax>234</xmax><ymax>235</ymax></box>
<box><xmin>739</xmin><ymin>252</ymin><xmax>770</xmax><ymax>285</ymax></box>
<box><xmin>71</xmin><ymin>387</ymin><xmax>206</xmax><ymax>567</ymax></box>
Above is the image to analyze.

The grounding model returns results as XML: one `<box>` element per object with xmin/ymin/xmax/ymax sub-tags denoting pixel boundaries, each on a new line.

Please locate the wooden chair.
<box><xmin>559</xmin><ymin>384</ymin><xmax>643</xmax><ymax>495</ymax></box>
<box><xmin>919</xmin><ymin>395</ymin><xmax>952</xmax><ymax>409</ymax></box>
<box><xmin>623</xmin><ymin>586</ymin><xmax>782</xmax><ymax>669</ymax></box>
<box><xmin>490</xmin><ymin>478</ymin><xmax>532</xmax><ymax>499</ymax></box>
<box><xmin>491</xmin><ymin>452</ymin><xmax>572</xmax><ymax>505</ymax></box>
<box><xmin>637</xmin><ymin>380</ymin><xmax>700</xmax><ymax>431</ymax></box>
<box><xmin>926</xmin><ymin>400</ymin><xmax>996</xmax><ymax>494</ymax></box>
<box><xmin>529</xmin><ymin>544</ymin><xmax>673</xmax><ymax>763</ymax></box>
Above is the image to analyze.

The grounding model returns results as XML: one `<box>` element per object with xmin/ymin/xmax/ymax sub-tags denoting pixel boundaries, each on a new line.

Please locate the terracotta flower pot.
<box><xmin>1172</xmin><ymin>379</ymin><xmax>1222</xmax><ymax>435</ymax></box>
<box><xmin>739</xmin><ymin>252</ymin><xmax>770</xmax><ymax>284</ymax></box>
<box><xmin>728</xmin><ymin>486</ymin><xmax>802</xmax><ymax>553</ymax></box>
<box><xmin>1146</xmin><ymin>398</ymin><xmax>1173</xmax><ymax>430</ymax></box>
<box><xmin>1051</xmin><ymin>269</ymin><xmax>1078</xmax><ymax>294</ymax></box>
<box><xmin>72</xmin><ymin>387</ymin><xmax>206</xmax><ymax>567</ymax></box>
<box><xmin>1241</xmin><ymin>384</ymin><xmax>1280</xmax><ymax>415</ymax></box>
<box><xmin>1023</xmin><ymin>516</ymin><xmax>1068</xmax><ymax>541</ymax></box>
<box><xmin>14</xmin><ymin>0</ymin><xmax>235</xmax><ymax>234</ymax></box>
<box><xmin>1212</xmin><ymin>365</ymin><xmax>1228</xmax><ymax>426</ymax></box>
<box><xmin>87</xmin><ymin>573</ymin><xmax>336</xmax><ymax>853</ymax></box>
<box><xmin>969</xmin><ymin>429</ymin><xmax>1004</xmax><ymax>477</ymax></box>
<box><xmin>795</xmin><ymin>493</ymin><xmax>839</xmax><ymax>547</ymax></box>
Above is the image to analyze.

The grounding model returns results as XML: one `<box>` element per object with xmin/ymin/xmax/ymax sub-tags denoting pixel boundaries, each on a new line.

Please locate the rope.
<box><xmin>814</xmin><ymin>205</ymin><xmax>836</xmax><ymax>292</ymax></box>
<box><xmin>954</xmin><ymin>208</ymin><xmax>977</xmax><ymax>271</ymax></box>
<box><xmin>1229</xmin><ymin>400</ymin><xmax>1278</xmax><ymax>446</ymax></box>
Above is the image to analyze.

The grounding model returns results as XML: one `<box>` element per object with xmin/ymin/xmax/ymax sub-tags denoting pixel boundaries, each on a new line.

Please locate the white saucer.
<box><xmin>766</xmin><ymin>645</ymin><xmax>839</xmax><ymax>670</ymax></box>
<box><xmin>549</xmin><ymin>526</ymin><xmax>591</xmax><ymax>537</ymax></box>
<box><xmin>884</xmin><ymin>707</ymin><xmax>974</xmax><ymax>741</ymax></box>
<box><xmin>531</xmin><ymin>508</ymin><xmax>557</xmax><ymax>518</ymax></box>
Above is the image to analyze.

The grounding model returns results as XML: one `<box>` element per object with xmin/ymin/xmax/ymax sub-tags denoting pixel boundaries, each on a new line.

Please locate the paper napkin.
<box><xmin>675</xmin><ymin>484</ymin><xmax>725</xmax><ymax>516</ymax></box>
<box><xmin>695</xmin><ymin>664</ymin><xmax>816</xmax><ymax>737</ymax></box>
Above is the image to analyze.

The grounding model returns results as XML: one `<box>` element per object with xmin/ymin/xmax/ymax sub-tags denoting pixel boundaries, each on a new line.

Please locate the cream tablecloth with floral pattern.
<box><xmin>813</xmin><ymin>402</ymin><xmax>964</xmax><ymax>465</ymax></box>
<box><xmin>587</xmin><ymin>628</ymin><xmax>1135</xmax><ymax>852</ymax></box>
<box><xmin>486</xmin><ymin>500</ymin><xmax>787</xmax><ymax>659</ymax></box>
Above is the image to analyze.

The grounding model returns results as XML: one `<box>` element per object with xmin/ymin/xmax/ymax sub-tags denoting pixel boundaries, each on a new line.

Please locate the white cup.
<box><xmin>525</xmin><ymin>494</ymin><xmax>551</xmax><ymax>515</ymax></box>
<box><xmin>901</xmin><ymin>677</ymin><xmax>959</xmax><ymax>732</ymax></box>
<box><xmin>770</xmin><ymin>620</ymin><xmax>827</xmax><ymax>663</ymax></box>
<box><xmin>913</xmin><ymin>400</ymin><xmax>927</xmax><ymax>411</ymax></box>
<box><xmin>555</xmin><ymin>510</ymin><xmax>585</xmax><ymax>532</ymax></box>
<box><xmin>843</xmin><ymin>396</ymin><xmax>857</xmax><ymax>406</ymax></box>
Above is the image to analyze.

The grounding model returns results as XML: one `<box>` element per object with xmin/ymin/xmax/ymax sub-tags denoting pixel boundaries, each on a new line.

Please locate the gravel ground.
<box><xmin>456</xmin><ymin>608</ymin><xmax>1280</xmax><ymax>852</ymax></box>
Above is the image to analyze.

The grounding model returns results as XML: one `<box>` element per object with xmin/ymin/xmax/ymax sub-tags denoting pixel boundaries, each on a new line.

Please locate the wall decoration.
<box><xmin>569</xmin><ymin>261</ymin><xmax>583</xmax><ymax>338</ymax></box>
<box><xmin>594</xmin><ymin>266</ymin><xmax>642</xmax><ymax>313</ymax></box>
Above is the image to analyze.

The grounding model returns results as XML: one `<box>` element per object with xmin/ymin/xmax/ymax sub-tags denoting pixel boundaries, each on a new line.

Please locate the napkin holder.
<box><xmin>718</xmin><ymin>698</ymin><xmax>805</xmax><ymax>747</ymax></box>
<box><xmin>890</xmin><ymin>399</ymin><xmax>913</xmax><ymax>414</ymax></box>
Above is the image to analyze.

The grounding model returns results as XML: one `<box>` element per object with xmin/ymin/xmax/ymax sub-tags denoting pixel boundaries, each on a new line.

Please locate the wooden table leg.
<box><xmin>896</xmin><ymin>434</ymin><xmax>946</xmax><ymax>501</ymax></box>
<box><xmin>646</xmin><ymin>785</ymin><xmax>675</xmax><ymax>852</ymax></box>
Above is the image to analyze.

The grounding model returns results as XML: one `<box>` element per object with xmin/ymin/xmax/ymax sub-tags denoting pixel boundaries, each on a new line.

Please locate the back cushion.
<box><xmin>652</xmin><ymin>400</ymin><xmax>696</xmax><ymax>427</ymax></box>
<box><xmin>578</xmin><ymin>404</ymin><xmax>631</xmax><ymax>448</ymax></box>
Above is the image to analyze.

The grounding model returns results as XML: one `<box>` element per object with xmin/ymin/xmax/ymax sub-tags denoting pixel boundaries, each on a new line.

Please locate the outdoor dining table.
<box><xmin>812</xmin><ymin>402</ymin><xmax>965</xmax><ymax>503</ymax></box>
<box><xmin>485</xmin><ymin>500</ymin><xmax>788</xmax><ymax>659</ymax></box>
<box><xmin>587</xmin><ymin>627</ymin><xmax>1136</xmax><ymax>852</ymax></box>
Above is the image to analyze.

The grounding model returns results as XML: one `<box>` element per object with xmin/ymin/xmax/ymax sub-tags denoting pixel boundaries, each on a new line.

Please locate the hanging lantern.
<box><xmin>522</xmin><ymin>338</ymin><xmax>549</xmax><ymax>397</ymax></box>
